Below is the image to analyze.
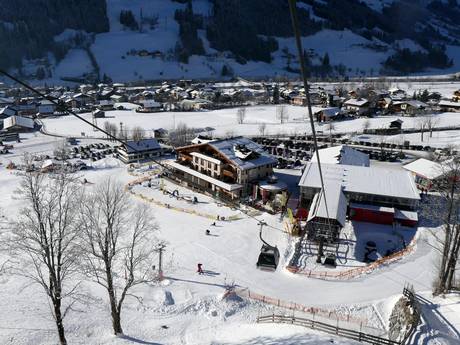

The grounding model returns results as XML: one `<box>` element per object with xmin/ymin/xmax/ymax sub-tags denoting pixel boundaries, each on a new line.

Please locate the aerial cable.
<box><xmin>287</xmin><ymin>0</ymin><xmax>334</xmax><ymax>235</ymax></box>
<box><xmin>0</xmin><ymin>68</ymin><xmax>173</xmax><ymax>171</ymax></box>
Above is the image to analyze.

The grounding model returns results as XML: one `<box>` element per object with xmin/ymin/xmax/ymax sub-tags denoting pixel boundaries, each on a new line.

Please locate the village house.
<box><xmin>37</xmin><ymin>100</ymin><xmax>56</xmax><ymax>116</ymax></box>
<box><xmin>0</xmin><ymin>106</ymin><xmax>17</xmax><ymax>119</ymax></box>
<box><xmin>314</xmin><ymin>107</ymin><xmax>343</xmax><ymax>122</ymax></box>
<box><xmin>391</xmin><ymin>100</ymin><xmax>428</xmax><ymax>116</ymax></box>
<box><xmin>388</xmin><ymin>87</ymin><xmax>407</xmax><ymax>100</ymax></box>
<box><xmin>342</xmin><ymin>98</ymin><xmax>369</xmax><ymax>116</ymax></box>
<box><xmin>389</xmin><ymin>119</ymin><xmax>403</xmax><ymax>131</ymax></box>
<box><xmin>15</xmin><ymin>98</ymin><xmax>38</xmax><ymax>116</ymax></box>
<box><xmin>3</xmin><ymin>115</ymin><xmax>36</xmax><ymax>132</ymax></box>
<box><xmin>136</xmin><ymin>100</ymin><xmax>162</xmax><ymax>113</ymax></box>
<box><xmin>0</xmin><ymin>97</ymin><xmax>14</xmax><ymax>107</ymax></box>
<box><xmin>71</xmin><ymin>93</ymin><xmax>93</xmax><ymax>108</ymax></box>
<box><xmin>403</xmin><ymin>158</ymin><xmax>450</xmax><ymax>191</ymax></box>
<box><xmin>452</xmin><ymin>89</ymin><xmax>460</xmax><ymax>102</ymax></box>
<box><xmin>438</xmin><ymin>100</ymin><xmax>460</xmax><ymax>112</ymax></box>
<box><xmin>177</xmin><ymin>98</ymin><xmax>212</xmax><ymax>111</ymax></box>
<box><xmin>167</xmin><ymin>137</ymin><xmax>277</xmax><ymax>200</ymax></box>
<box><xmin>116</xmin><ymin>138</ymin><xmax>164</xmax><ymax>164</ymax></box>
<box><xmin>96</xmin><ymin>99</ymin><xmax>115</xmax><ymax>111</ymax></box>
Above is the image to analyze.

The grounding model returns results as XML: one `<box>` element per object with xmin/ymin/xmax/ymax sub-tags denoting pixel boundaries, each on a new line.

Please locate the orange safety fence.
<box><xmin>125</xmin><ymin>176</ymin><xmax>243</xmax><ymax>221</ymax></box>
<box><xmin>233</xmin><ymin>287</ymin><xmax>372</xmax><ymax>327</ymax></box>
<box><xmin>286</xmin><ymin>236</ymin><xmax>417</xmax><ymax>281</ymax></box>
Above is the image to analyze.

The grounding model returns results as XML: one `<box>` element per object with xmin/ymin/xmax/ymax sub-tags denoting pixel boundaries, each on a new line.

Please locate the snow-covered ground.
<box><xmin>40</xmin><ymin>104</ymin><xmax>460</xmax><ymax>145</ymax></box>
<box><xmin>1</xmin><ymin>124</ymin><xmax>459</xmax><ymax>343</ymax></box>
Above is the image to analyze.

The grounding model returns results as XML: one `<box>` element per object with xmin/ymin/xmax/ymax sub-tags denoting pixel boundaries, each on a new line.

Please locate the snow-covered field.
<box><xmin>39</xmin><ymin>104</ymin><xmax>460</xmax><ymax>144</ymax></box>
<box><xmin>1</xmin><ymin>114</ymin><xmax>460</xmax><ymax>343</ymax></box>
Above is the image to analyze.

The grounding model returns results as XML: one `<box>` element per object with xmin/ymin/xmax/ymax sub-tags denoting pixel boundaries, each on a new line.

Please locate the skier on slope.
<box><xmin>197</xmin><ymin>263</ymin><xmax>203</xmax><ymax>274</ymax></box>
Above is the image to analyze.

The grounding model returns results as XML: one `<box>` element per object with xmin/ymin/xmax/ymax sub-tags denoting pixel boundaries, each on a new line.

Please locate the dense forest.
<box><xmin>0</xmin><ymin>0</ymin><xmax>109</xmax><ymax>70</ymax></box>
<box><xmin>1</xmin><ymin>0</ymin><xmax>460</xmax><ymax>76</ymax></box>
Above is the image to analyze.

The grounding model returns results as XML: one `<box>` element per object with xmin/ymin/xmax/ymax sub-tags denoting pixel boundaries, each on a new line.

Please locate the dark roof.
<box><xmin>123</xmin><ymin>138</ymin><xmax>161</xmax><ymax>154</ymax></box>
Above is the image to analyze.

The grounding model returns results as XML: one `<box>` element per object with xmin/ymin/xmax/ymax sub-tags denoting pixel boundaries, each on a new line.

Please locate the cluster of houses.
<box><xmin>3</xmin><ymin>77</ymin><xmax>460</xmax><ymax>136</ymax></box>
<box><xmin>286</xmin><ymin>84</ymin><xmax>460</xmax><ymax>122</ymax></box>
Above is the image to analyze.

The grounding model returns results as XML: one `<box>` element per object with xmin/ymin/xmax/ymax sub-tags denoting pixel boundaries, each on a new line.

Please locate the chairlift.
<box><xmin>256</xmin><ymin>221</ymin><xmax>280</xmax><ymax>271</ymax></box>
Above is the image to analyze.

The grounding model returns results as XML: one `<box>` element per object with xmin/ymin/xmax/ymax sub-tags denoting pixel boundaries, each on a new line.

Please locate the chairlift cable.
<box><xmin>287</xmin><ymin>0</ymin><xmax>334</xmax><ymax>236</ymax></box>
<box><xmin>0</xmin><ymin>73</ymin><xmax>288</xmax><ymax>235</ymax></box>
<box><xmin>0</xmin><ymin>68</ymin><xmax>173</xmax><ymax>171</ymax></box>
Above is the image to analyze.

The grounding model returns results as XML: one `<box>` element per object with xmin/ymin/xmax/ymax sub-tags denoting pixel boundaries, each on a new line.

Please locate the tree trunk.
<box><xmin>53</xmin><ymin>298</ymin><xmax>67</xmax><ymax>345</ymax></box>
<box><xmin>446</xmin><ymin>225</ymin><xmax>460</xmax><ymax>290</ymax></box>
<box><xmin>106</xmin><ymin>265</ymin><xmax>123</xmax><ymax>335</ymax></box>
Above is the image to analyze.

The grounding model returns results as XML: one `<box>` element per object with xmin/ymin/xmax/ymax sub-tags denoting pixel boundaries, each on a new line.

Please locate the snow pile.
<box><xmin>151</xmin><ymin>289</ymin><xmax>175</xmax><ymax>306</ymax></box>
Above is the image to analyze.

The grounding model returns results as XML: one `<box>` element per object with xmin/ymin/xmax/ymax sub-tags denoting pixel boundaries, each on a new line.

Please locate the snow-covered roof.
<box><xmin>0</xmin><ymin>97</ymin><xmax>14</xmax><ymax>104</ymax></box>
<box><xmin>0</xmin><ymin>106</ymin><xmax>16</xmax><ymax>117</ymax></box>
<box><xmin>140</xmin><ymin>100</ymin><xmax>161</xmax><ymax>108</ymax></box>
<box><xmin>314</xmin><ymin>107</ymin><xmax>341</xmax><ymax>118</ymax></box>
<box><xmin>3</xmin><ymin>116</ymin><xmax>35</xmax><ymax>129</ymax></box>
<box><xmin>439</xmin><ymin>100</ymin><xmax>460</xmax><ymax>108</ymax></box>
<box><xmin>393</xmin><ymin>100</ymin><xmax>427</xmax><ymax>108</ymax></box>
<box><xmin>41</xmin><ymin>159</ymin><xmax>58</xmax><ymax>169</ymax></box>
<box><xmin>209</xmin><ymin>137</ymin><xmax>277</xmax><ymax>171</ymax></box>
<box><xmin>403</xmin><ymin>158</ymin><xmax>444</xmax><ymax>180</ymax></box>
<box><xmin>167</xmin><ymin>161</ymin><xmax>242</xmax><ymax>192</ymax></box>
<box><xmin>307</xmin><ymin>184</ymin><xmax>347</xmax><ymax>226</ymax></box>
<box><xmin>123</xmin><ymin>139</ymin><xmax>161</xmax><ymax>154</ymax></box>
<box><xmin>344</xmin><ymin>98</ymin><xmax>369</xmax><ymax>107</ymax></box>
<box><xmin>299</xmin><ymin>162</ymin><xmax>420</xmax><ymax>201</ymax></box>
<box><xmin>395</xmin><ymin>209</ymin><xmax>418</xmax><ymax>222</ymax></box>
<box><xmin>311</xmin><ymin>145</ymin><xmax>369</xmax><ymax>167</ymax></box>
<box><xmin>191</xmin><ymin>135</ymin><xmax>215</xmax><ymax>145</ymax></box>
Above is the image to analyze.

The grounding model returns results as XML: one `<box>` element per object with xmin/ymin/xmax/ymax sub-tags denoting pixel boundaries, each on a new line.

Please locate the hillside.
<box><xmin>2</xmin><ymin>0</ymin><xmax>460</xmax><ymax>83</ymax></box>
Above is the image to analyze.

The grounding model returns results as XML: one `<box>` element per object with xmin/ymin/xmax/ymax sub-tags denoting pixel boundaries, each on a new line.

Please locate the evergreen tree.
<box><xmin>273</xmin><ymin>84</ymin><xmax>280</xmax><ymax>104</ymax></box>
<box><xmin>36</xmin><ymin>66</ymin><xmax>45</xmax><ymax>80</ymax></box>
<box><xmin>221</xmin><ymin>65</ymin><xmax>230</xmax><ymax>77</ymax></box>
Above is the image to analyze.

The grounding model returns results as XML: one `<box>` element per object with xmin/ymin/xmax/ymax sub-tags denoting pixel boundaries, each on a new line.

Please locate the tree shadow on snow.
<box><xmin>215</xmin><ymin>334</ymin><xmax>341</xmax><ymax>345</ymax></box>
<box><xmin>119</xmin><ymin>335</ymin><xmax>163</xmax><ymax>345</ymax></box>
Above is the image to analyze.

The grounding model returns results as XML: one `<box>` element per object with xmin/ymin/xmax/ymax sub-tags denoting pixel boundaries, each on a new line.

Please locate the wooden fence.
<box><xmin>257</xmin><ymin>314</ymin><xmax>400</xmax><ymax>345</ymax></box>
<box><xmin>234</xmin><ymin>287</ymin><xmax>371</xmax><ymax>327</ymax></box>
<box><xmin>400</xmin><ymin>284</ymin><xmax>422</xmax><ymax>345</ymax></box>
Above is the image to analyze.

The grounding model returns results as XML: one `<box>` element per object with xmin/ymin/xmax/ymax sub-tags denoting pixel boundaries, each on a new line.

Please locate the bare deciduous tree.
<box><xmin>236</xmin><ymin>107</ymin><xmax>246</xmax><ymax>124</ymax></box>
<box><xmin>258</xmin><ymin>122</ymin><xmax>267</xmax><ymax>136</ymax></box>
<box><xmin>425</xmin><ymin>115</ymin><xmax>440</xmax><ymax>138</ymax></box>
<box><xmin>276</xmin><ymin>105</ymin><xmax>289</xmax><ymax>124</ymax></box>
<box><xmin>325</xmin><ymin>122</ymin><xmax>335</xmax><ymax>142</ymax></box>
<box><xmin>168</xmin><ymin>122</ymin><xmax>192</xmax><ymax>147</ymax></box>
<box><xmin>80</xmin><ymin>180</ymin><xmax>158</xmax><ymax>335</ymax></box>
<box><xmin>131</xmin><ymin>126</ymin><xmax>145</xmax><ymax>141</ymax></box>
<box><xmin>417</xmin><ymin>117</ymin><xmax>428</xmax><ymax>142</ymax></box>
<box><xmin>53</xmin><ymin>140</ymin><xmax>70</xmax><ymax>161</ymax></box>
<box><xmin>104</xmin><ymin>121</ymin><xmax>118</xmax><ymax>141</ymax></box>
<box><xmin>9</xmin><ymin>171</ymin><xmax>83</xmax><ymax>345</ymax></box>
<box><xmin>423</xmin><ymin>159</ymin><xmax>460</xmax><ymax>294</ymax></box>
<box><xmin>362</xmin><ymin>119</ymin><xmax>371</xmax><ymax>133</ymax></box>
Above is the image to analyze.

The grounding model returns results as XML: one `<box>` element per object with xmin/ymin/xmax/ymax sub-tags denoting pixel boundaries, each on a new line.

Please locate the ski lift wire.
<box><xmin>287</xmin><ymin>0</ymin><xmax>333</xmax><ymax>234</ymax></box>
<box><xmin>0</xmin><ymin>69</ymin><xmax>172</xmax><ymax>171</ymax></box>
<box><xmin>0</xmin><ymin>72</ymin><xmax>288</xmax><ymax>234</ymax></box>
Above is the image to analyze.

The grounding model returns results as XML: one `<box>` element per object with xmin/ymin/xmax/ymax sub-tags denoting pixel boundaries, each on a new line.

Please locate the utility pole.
<box><xmin>155</xmin><ymin>243</ymin><xmax>166</xmax><ymax>280</ymax></box>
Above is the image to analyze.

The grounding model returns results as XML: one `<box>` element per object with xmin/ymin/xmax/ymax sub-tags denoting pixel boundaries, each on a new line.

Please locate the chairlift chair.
<box><xmin>256</xmin><ymin>222</ymin><xmax>280</xmax><ymax>271</ymax></box>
